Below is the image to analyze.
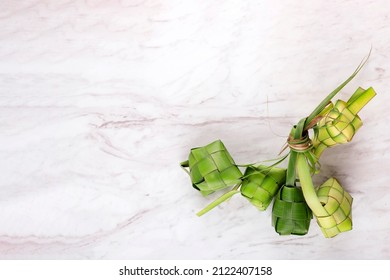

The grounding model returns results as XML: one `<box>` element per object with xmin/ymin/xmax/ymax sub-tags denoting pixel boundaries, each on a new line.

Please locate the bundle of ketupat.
<box><xmin>180</xmin><ymin>56</ymin><xmax>376</xmax><ymax>238</ymax></box>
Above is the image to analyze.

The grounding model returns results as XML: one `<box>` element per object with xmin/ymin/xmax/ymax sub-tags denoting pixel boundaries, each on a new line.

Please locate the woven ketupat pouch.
<box><xmin>181</xmin><ymin>140</ymin><xmax>242</xmax><ymax>196</ymax></box>
<box><xmin>272</xmin><ymin>185</ymin><xmax>313</xmax><ymax>235</ymax></box>
<box><xmin>315</xmin><ymin>178</ymin><xmax>353</xmax><ymax>238</ymax></box>
<box><xmin>241</xmin><ymin>166</ymin><xmax>286</xmax><ymax>211</ymax></box>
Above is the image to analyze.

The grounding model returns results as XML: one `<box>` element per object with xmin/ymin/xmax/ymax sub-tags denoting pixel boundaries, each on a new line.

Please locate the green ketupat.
<box><xmin>180</xmin><ymin>140</ymin><xmax>242</xmax><ymax>196</ymax></box>
<box><xmin>316</xmin><ymin>178</ymin><xmax>353</xmax><ymax>238</ymax></box>
<box><xmin>241</xmin><ymin>165</ymin><xmax>286</xmax><ymax>211</ymax></box>
<box><xmin>312</xmin><ymin>87</ymin><xmax>376</xmax><ymax>158</ymax></box>
<box><xmin>272</xmin><ymin>185</ymin><xmax>313</xmax><ymax>235</ymax></box>
<box><xmin>296</xmin><ymin>154</ymin><xmax>354</xmax><ymax>238</ymax></box>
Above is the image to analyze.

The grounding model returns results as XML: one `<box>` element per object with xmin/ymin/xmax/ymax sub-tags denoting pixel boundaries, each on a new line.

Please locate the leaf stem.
<box><xmin>296</xmin><ymin>153</ymin><xmax>327</xmax><ymax>216</ymax></box>
<box><xmin>285</xmin><ymin>118</ymin><xmax>306</xmax><ymax>186</ymax></box>
<box><xmin>305</xmin><ymin>53</ymin><xmax>370</xmax><ymax>128</ymax></box>
<box><xmin>196</xmin><ymin>189</ymin><xmax>240</xmax><ymax>217</ymax></box>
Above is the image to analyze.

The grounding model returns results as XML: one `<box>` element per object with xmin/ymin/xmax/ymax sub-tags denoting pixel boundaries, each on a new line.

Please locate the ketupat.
<box><xmin>180</xmin><ymin>140</ymin><xmax>242</xmax><ymax>196</ymax></box>
<box><xmin>241</xmin><ymin>165</ymin><xmax>286</xmax><ymax>211</ymax></box>
<box><xmin>180</xmin><ymin>55</ymin><xmax>376</xmax><ymax>238</ymax></box>
<box><xmin>312</xmin><ymin>87</ymin><xmax>376</xmax><ymax>158</ymax></box>
<box><xmin>272</xmin><ymin>185</ymin><xmax>313</xmax><ymax>235</ymax></box>
<box><xmin>316</xmin><ymin>178</ymin><xmax>353</xmax><ymax>238</ymax></box>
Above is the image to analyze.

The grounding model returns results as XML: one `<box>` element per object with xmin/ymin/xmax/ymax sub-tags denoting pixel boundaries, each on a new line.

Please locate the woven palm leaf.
<box><xmin>315</xmin><ymin>178</ymin><xmax>353</xmax><ymax>238</ymax></box>
<box><xmin>272</xmin><ymin>185</ymin><xmax>312</xmax><ymax>235</ymax></box>
<box><xmin>312</xmin><ymin>87</ymin><xmax>376</xmax><ymax>157</ymax></box>
<box><xmin>241</xmin><ymin>165</ymin><xmax>286</xmax><ymax>211</ymax></box>
<box><xmin>180</xmin><ymin>140</ymin><xmax>242</xmax><ymax>196</ymax></box>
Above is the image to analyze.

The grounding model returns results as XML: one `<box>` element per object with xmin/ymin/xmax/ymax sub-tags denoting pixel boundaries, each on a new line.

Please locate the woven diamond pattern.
<box><xmin>186</xmin><ymin>140</ymin><xmax>242</xmax><ymax>195</ymax></box>
<box><xmin>241</xmin><ymin>166</ymin><xmax>286</xmax><ymax>211</ymax></box>
<box><xmin>272</xmin><ymin>185</ymin><xmax>313</xmax><ymax>235</ymax></box>
<box><xmin>315</xmin><ymin>178</ymin><xmax>353</xmax><ymax>238</ymax></box>
<box><xmin>312</xmin><ymin>100</ymin><xmax>362</xmax><ymax>157</ymax></box>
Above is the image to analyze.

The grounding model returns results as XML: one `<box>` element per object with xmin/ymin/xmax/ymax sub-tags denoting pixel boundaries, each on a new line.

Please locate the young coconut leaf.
<box><xmin>316</xmin><ymin>178</ymin><xmax>353</xmax><ymax>238</ymax></box>
<box><xmin>272</xmin><ymin>185</ymin><xmax>313</xmax><ymax>235</ymax></box>
<box><xmin>241</xmin><ymin>165</ymin><xmax>286</xmax><ymax>211</ymax></box>
<box><xmin>180</xmin><ymin>140</ymin><xmax>243</xmax><ymax>196</ymax></box>
<box><xmin>312</xmin><ymin>87</ymin><xmax>376</xmax><ymax>158</ymax></box>
<box><xmin>296</xmin><ymin>154</ymin><xmax>353</xmax><ymax>238</ymax></box>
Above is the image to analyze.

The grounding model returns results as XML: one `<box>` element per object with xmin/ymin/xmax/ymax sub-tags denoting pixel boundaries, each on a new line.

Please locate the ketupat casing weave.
<box><xmin>272</xmin><ymin>185</ymin><xmax>313</xmax><ymax>235</ymax></box>
<box><xmin>240</xmin><ymin>165</ymin><xmax>286</xmax><ymax>211</ymax></box>
<box><xmin>315</xmin><ymin>178</ymin><xmax>353</xmax><ymax>238</ymax></box>
<box><xmin>181</xmin><ymin>140</ymin><xmax>243</xmax><ymax>196</ymax></box>
<box><xmin>312</xmin><ymin>87</ymin><xmax>376</xmax><ymax>157</ymax></box>
<box><xmin>312</xmin><ymin>100</ymin><xmax>362</xmax><ymax>157</ymax></box>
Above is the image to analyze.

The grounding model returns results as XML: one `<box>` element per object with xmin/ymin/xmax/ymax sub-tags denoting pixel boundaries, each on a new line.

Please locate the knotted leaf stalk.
<box><xmin>180</xmin><ymin>54</ymin><xmax>376</xmax><ymax>238</ymax></box>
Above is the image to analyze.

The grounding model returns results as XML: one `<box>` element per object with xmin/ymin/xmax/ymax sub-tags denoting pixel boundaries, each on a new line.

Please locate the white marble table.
<box><xmin>0</xmin><ymin>0</ymin><xmax>389</xmax><ymax>259</ymax></box>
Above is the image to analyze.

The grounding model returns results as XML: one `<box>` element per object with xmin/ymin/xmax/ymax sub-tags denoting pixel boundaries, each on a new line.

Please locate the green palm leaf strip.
<box><xmin>196</xmin><ymin>188</ymin><xmax>240</xmax><ymax>217</ymax></box>
<box><xmin>305</xmin><ymin>52</ymin><xmax>371</xmax><ymax>127</ymax></box>
<box><xmin>195</xmin><ymin>163</ymin><xmax>287</xmax><ymax>217</ymax></box>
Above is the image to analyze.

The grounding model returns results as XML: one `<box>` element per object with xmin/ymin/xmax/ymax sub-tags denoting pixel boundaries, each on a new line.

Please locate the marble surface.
<box><xmin>0</xmin><ymin>0</ymin><xmax>389</xmax><ymax>259</ymax></box>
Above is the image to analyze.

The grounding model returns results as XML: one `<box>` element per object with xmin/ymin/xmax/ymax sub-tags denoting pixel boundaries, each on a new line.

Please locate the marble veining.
<box><xmin>0</xmin><ymin>0</ymin><xmax>390</xmax><ymax>259</ymax></box>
